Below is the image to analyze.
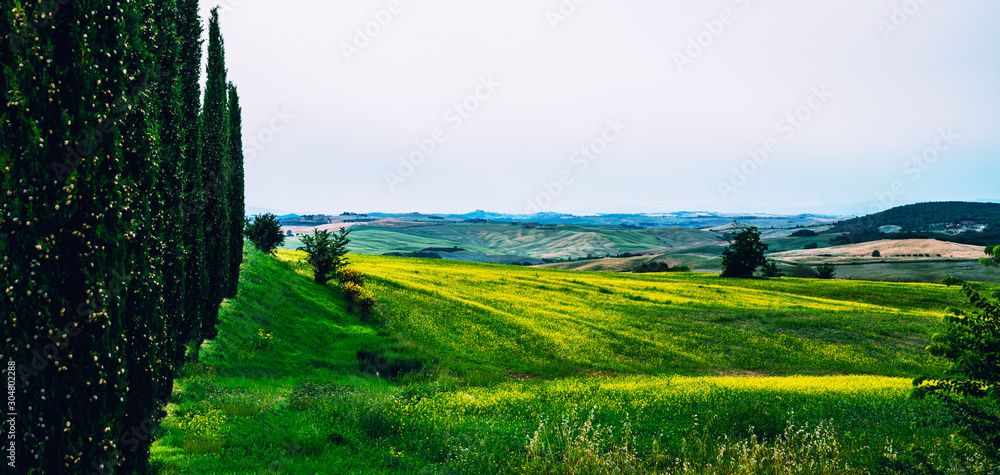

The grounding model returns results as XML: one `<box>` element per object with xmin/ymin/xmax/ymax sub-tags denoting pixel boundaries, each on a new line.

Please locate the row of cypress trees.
<box><xmin>1</xmin><ymin>1</ymin><xmax>245</xmax><ymax>472</ymax></box>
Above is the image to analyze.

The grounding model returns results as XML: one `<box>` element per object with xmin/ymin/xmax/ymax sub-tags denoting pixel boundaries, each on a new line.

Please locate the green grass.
<box><xmin>345</xmin><ymin>253</ymin><xmax>957</xmax><ymax>378</ymax></box>
<box><xmin>150</xmin><ymin>246</ymin><xmax>992</xmax><ymax>473</ymax></box>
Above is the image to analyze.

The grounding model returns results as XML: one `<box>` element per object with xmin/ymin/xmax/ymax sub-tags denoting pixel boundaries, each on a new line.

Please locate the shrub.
<box><xmin>337</xmin><ymin>266</ymin><xmax>365</xmax><ymax>286</ymax></box>
<box><xmin>787</xmin><ymin>264</ymin><xmax>818</xmax><ymax>278</ymax></box>
<box><xmin>872</xmin><ymin>250</ymin><xmax>881</xmax><ymax>257</ymax></box>
<box><xmin>633</xmin><ymin>261</ymin><xmax>691</xmax><ymax>273</ymax></box>
<box><xmin>761</xmin><ymin>261</ymin><xmax>785</xmax><ymax>278</ymax></box>
<box><xmin>298</xmin><ymin>227</ymin><xmax>351</xmax><ymax>284</ymax></box>
<box><xmin>804</xmin><ymin>243</ymin><xmax>819</xmax><ymax>250</ymax></box>
<box><xmin>790</xmin><ymin>229</ymin><xmax>817</xmax><ymax>237</ymax></box>
<box><xmin>341</xmin><ymin>281</ymin><xmax>375</xmax><ymax>313</ymax></box>
<box><xmin>816</xmin><ymin>264</ymin><xmax>837</xmax><ymax>279</ymax></box>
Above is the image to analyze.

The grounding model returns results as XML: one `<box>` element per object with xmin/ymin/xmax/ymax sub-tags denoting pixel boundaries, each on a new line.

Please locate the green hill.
<box><xmin>285</xmin><ymin>223</ymin><xmax>724</xmax><ymax>262</ymax></box>
<box><xmin>152</xmin><ymin>246</ymin><xmax>986</xmax><ymax>473</ymax></box>
<box><xmin>832</xmin><ymin>201</ymin><xmax>1000</xmax><ymax>233</ymax></box>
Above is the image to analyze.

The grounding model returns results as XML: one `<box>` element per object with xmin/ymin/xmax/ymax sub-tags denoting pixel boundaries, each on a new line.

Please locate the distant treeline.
<box><xmin>832</xmin><ymin>202</ymin><xmax>1000</xmax><ymax>234</ymax></box>
<box><xmin>633</xmin><ymin>261</ymin><xmax>691</xmax><ymax>273</ymax></box>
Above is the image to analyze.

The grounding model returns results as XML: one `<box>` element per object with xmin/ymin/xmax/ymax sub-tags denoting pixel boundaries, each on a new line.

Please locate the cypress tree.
<box><xmin>152</xmin><ymin>0</ymin><xmax>189</xmax><ymax>378</ymax></box>
<box><xmin>200</xmin><ymin>7</ymin><xmax>231</xmax><ymax>340</ymax></box>
<box><xmin>176</xmin><ymin>0</ymin><xmax>208</xmax><ymax>352</ymax></box>
<box><xmin>119</xmin><ymin>29</ymin><xmax>163</xmax><ymax>473</ymax></box>
<box><xmin>1</xmin><ymin>1</ymin><xmax>132</xmax><ymax>471</ymax></box>
<box><xmin>226</xmin><ymin>83</ymin><xmax>245</xmax><ymax>298</ymax></box>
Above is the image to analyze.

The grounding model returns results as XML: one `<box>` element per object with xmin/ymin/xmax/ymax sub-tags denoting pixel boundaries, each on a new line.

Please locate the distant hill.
<box><xmin>831</xmin><ymin>202</ymin><xmax>1000</xmax><ymax>233</ymax></box>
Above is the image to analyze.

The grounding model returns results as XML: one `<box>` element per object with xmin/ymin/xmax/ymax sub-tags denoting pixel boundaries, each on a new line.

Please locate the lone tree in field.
<box><xmin>720</xmin><ymin>225</ymin><xmax>768</xmax><ymax>278</ymax></box>
<box><xmin>245</xmin><ymin>213</ymin><xmax>285</xmax><ymax>254</ymax></box>
<box><xmin>872</xmin><ymin>250</ymin><xmax>881</xmax><ymax>257</ymax></box>
<box><xmin>914</xmin><ymin>245</ymin><xmax>1000</xmax><ymax>462</ymax></box>
<box><xmin>298</xmin><ymin>227</ymin><xmax>352</xmax><ymax>284</ymax></box>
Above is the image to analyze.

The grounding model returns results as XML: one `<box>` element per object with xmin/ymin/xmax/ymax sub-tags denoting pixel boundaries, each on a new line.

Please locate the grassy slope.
<box><xmin>152</xmin><ymin>245</ymin><xmax>391</xmax><ymax>473</ymax></box>
<box><xmin>152</xmin><ymin>247</ymin><xmax>983</xmax><ymax>473</ymax></box>
<box><xmin>343</xmin><ymin>253</ymin><xmax>957</xmax><ymax>378</ymax></box>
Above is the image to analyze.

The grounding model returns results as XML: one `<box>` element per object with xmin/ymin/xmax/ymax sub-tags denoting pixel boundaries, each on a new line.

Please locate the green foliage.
<box><xmin>298</xmin><ymin>228</ymin><xmax>353</xmax><ymax>284</ymax></box>
<box><xmin>244</xmin><ymin>213</ymin><xmax>285</xmax><ymax>254</ymax></box>
<box><xmin>816</xmin><ymin>264</ymin><xmax>837</xmax><ymax>279</ymax></box>
<box><xmin>790</xmin><ymin>229</ymin><xmax>817</xmax><ymax>237</ymax></box>
<box><xmin>226</xmin><ymin>83</ymin><xmax>245</xmax><ymax>298</ymax></box>
<box><xmin>914</xmin><ymin>249</ymin><xmax>1000</xmax><ymax>462</ymax></box>
<box><xmin>0</xmin><ymin>1</ymin><xmax>242</xmax><ymax>471</ymax></box>
<box><xmin>833</xmin><ymin>201</ymin><xmax>1000</xmax><ymax>234</ymax></box>
<box><xmin>178</xmin><ymin>0</ymin><xmax>209</xmax><ymax>356</ymax></box>
<box><xmin>632</xmin><ymin>260</ymin><xmax>691</xmax><ymax>273</ymax></box>
<box><xmin>872</xmin><ymin>250</ymin><xmax>882</xmax><ymax>258</ymax></box>
<box><xmin>787</xmin><ymin>264</ymin><xmax>819</xmax><ymax>278</ymax></box>
<box><xmin>831</xmin><ymin>202</ymin><xmax>1000</xmax><ymax>246</ymax></box>
<box><xmin>761</xmin><ymin>261</ymin><xmax>785</xmax><ymax>278</ymax></box>
<box><xmin>982</xmin><ymin>245</ymin><xmax>999</xmax><ymax>268</ymax></box>
<box><xmin>200</xmin><ymin>7</ymin><xmax>231</xmax><ymax>339</ymax></box>
<box><xmin>804</xmin><ymin>242</ymin><xmax>819</xmax><ymax>250</ymax></box>
<box><xmin>721</xmin><ymin>225</ymin><xmax>768</xmax><ymax>278</ymax></box>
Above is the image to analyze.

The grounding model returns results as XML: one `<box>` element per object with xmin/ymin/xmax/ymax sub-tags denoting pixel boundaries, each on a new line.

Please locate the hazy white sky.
<box><xmin>202</xmin><ymin>0</ymin><xmax>1000</xmax><ymax>215</ymax></box>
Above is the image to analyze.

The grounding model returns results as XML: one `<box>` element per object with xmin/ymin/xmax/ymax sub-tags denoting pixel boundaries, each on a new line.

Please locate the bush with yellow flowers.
<box><xmin>341</xmin><ymin>281</ymin><xmax>375</xmax><ymax>313</ymax></box>
<box><xmin>337</xmin><ymin>265</ymin><xmax>366</xmax><ymax>287</ymax></box>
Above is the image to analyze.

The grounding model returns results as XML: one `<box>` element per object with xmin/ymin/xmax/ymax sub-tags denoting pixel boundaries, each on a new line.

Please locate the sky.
<box><xmin>202</xmin><ymin>0</ymin><xmax>1000</xmax><ymax>216</ymax></box>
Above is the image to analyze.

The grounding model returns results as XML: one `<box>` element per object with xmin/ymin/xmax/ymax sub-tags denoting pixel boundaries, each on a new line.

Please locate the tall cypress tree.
<box><xmin>152</xmin><ymin>0</ymin><xmax>188</xmax><ymax>377</ymax></box>
<box><xmin>200</xmin><ymin>7</ymin><xmax>231</xmax><ymax>340</ymax></box>
<box><xmin>1</xmin><ymin>1</ymin><xmax>132</xmax><ymax>471</ymax></box>
<box><xmin>176</xmin><ymin>0</ymin><xmax>208</xmax><ymax>353</ymax></box>
<box><xmin>226</xmin><ymin>83</ymin><xmax>245</xmax><ymax>298</ymax></box>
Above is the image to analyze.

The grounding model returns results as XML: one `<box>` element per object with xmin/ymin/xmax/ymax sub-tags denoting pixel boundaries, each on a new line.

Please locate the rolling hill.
<box><xmin>769</xmin><ymin>239</ymin><xmax>987</xmax><ymax>264</ymax></box>
<box><xmin>152</xmin><ymin>247</ymin><xmax>988</xmax><ymax>473</ymax></box>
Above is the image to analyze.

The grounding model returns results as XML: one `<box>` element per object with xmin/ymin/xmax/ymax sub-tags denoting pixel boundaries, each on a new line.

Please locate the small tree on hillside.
<box><xmin>720</xmin><ymin>225</ymin><xmax>768</xmax><ymax>278</ymax></box>
<box><xmin>244</xmin><ymin>213</ymin><xmax>285</xmax><ymax>254</ymax></box>
<box><xmin>298</xmin><ymin>227</ymin><xmax>352</xmax><ymax>284</ymax></box>
<box><xmin>872</xmin><ymin>250</ymin><xmax>881</xmax><ymax>258</ymax></box>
